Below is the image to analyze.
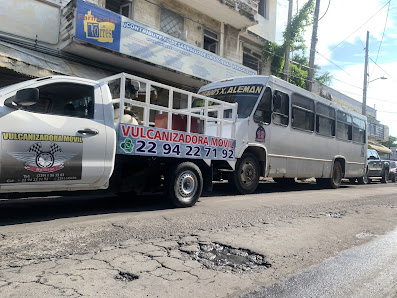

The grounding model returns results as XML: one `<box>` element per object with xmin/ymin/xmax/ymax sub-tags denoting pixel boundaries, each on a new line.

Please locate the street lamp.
<box><xmin>362</xmin><ymin>75</ymin><xmax>388</xmax><ymax>116</ymax></box>
<box><xmin>368</xmin><ymin>76</ymin><xmax>388</xmax><ymax>84</ymax></box>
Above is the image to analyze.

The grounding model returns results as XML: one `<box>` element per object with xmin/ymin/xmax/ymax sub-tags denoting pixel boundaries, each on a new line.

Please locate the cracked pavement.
<box><xmin>1</xmin><ymin>182</ymin><xmax>397</xmax><ymax>297</ymax></box>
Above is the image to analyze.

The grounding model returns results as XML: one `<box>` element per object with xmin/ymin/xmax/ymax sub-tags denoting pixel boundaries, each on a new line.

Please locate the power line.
<box><xmin>369</xmin><ymin>58</ymin><xmax>393</xmax><ymax>79</ymax></box>
<box><xmin>324</xmin><ymin>0</ymin><xmax>391</xmax><ymax>55</ymax></box>
<box><xmin>370</xmin><ymin>0</ymin><xmax>391</xmax><ymax>78</ymax></box>
<box><xmin>315</xmin><ymin>51</ymin><xmax>351</xmax><ymax>76</ymax></box>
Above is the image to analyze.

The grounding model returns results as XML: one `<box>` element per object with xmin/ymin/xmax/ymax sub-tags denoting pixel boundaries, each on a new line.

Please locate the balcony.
<box><xmin>183</xmin><ymin>0</ymin><xmax>259</xmax><ymax>29</ymax></box>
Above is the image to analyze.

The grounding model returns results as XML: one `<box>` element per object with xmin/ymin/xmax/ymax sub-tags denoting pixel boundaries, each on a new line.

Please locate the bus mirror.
<box><xmin>273</xmin><ymin>95</ymin><xmax>281</xmax><ymax>110</ymax></box>
<box><xmin>254</xmin><ymin>110</ymin><xmax>263</xmax><ymax>122</ymax></box>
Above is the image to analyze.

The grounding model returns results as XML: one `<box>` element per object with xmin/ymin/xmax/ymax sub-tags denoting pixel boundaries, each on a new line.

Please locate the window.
<box><xmin>106</xmin><ymin>0</ymin><xmax>134</xmax><ymax>18</ymax></box>
<box><xmin>203</xmin><ymin>29</ymin><xmax>219</xmax><ymax>54</ymax></box>
<box><xmin>254</xmin><ymin>87</ymin><xmax>272</xmax><ymax>124</ymax></box>
<box><xmin>336</xmin><ymin>110</ymin><xmax>352</xmax><ymax>141</ymax></box>
<box><xmin>258</xmin><ymin>0</ymin><xmax>268</xmax><ymax>18</ymax></box>
<box><xmin>352</xmin><ymin>117</ymin><xmax>366</xmax><ymax>144</ymax></box>
<box><xmin>161</xmin><ymin>8</ymin><xmax>184</xmax><ymax>39</ymax></box>
<box><xmin>291</xmin><ymin>93</ymin><xmax>314</xmax><ymax>132</ymax></box>
<box><xmin>7</xmin><ymin>83</ymin><xmax>95</xmax><ymax>119</ymax></box>
<box><xmin>316</xmin><ymin>102</ymin><xmax>335</xmax><ymax>137</ymax></box>
<box><xmin>272</xmin><ymin>90</ymin><xmax>289</xmax><ymax>126</ymax></box>
<box><xmin>367</xmin><ymin>149</ymin><xmax>379</xmax><ymax>160</ymax></box>
<box><xmin>243</xmin><ymin>47</ymin><xmax>262</xmax><ymax>72</ymax></box>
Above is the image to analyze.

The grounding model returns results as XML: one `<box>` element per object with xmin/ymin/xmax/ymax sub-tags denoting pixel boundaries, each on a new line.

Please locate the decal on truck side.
<box><xmin>1</xmin><ymin>133</ymin><xmax>83</xmax><ymax>183</ymax></box>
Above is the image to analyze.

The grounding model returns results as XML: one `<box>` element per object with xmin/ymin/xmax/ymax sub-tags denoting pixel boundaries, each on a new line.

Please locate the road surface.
<box><xmin>0</xmin><ymin>180</ymin><xmax>396</xmax><ymax>297</ymax></box>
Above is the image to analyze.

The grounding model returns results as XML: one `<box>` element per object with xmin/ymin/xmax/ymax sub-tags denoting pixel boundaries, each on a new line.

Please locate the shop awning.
<box><xmin>368</xmin><ymin>141</ymin><xmax>393</xmax><ymax>154</ymax></box>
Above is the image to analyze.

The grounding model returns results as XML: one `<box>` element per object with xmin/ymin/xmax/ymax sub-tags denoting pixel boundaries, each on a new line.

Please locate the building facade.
<box><xmin>0</xmin><ymin>0</ymin><xmax>277</xmax><ymax>90</ymax></box>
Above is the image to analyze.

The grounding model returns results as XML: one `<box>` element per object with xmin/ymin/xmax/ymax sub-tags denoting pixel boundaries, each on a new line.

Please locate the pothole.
<box><xmin>189</xmin><ymin>242</ymin><xmax>271</xmax><ymax>273</ymax></box>
<box><xmin>115</xmin><ymin>271</ymin><xmax>139</xmax><ymax>282</ymax></box>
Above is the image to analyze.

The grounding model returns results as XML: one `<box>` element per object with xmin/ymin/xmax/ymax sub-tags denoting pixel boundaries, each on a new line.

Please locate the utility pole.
<box><xmin>362</xmin><ymin>31</ymin><xmax>369</xmax><ymax>116</ymax></box>
<box><xmin>283</xmin><ymin>0</ymin><xmax>294</xmax><ymax>82</ymax></box>
<box><xmin>307</xmin><ymin>0</ymin><xmax>320</xmax><ymax>91</ymax></box>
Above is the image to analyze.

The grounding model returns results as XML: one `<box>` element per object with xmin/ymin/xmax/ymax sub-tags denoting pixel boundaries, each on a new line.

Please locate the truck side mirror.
<box><xmin>14</xmin><ymin>88</ymin><xmax>39</xmax><ymax>106</ymax></box>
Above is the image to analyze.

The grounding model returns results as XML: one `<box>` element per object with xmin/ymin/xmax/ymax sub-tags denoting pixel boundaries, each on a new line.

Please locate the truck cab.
<box><xmin>0</xmin><ymin>76</ymin><xmax>116</xmax><ymax>192</ymax></box>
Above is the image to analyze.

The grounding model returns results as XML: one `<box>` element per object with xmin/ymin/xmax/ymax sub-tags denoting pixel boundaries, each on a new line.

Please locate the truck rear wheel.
<box><xmin>325</xmin><ymin>161</ymin><xmax>342</xmax><ymax>189</ymax></box>
<box><xmin>231</xmin><ymin>153</ymin><xmax>259</xmax><ymax>194</ymax></box>
<box><xmin>166</xmin><ymin>162</ymin><xmax>203</xmax><ymax>208</ymax></box>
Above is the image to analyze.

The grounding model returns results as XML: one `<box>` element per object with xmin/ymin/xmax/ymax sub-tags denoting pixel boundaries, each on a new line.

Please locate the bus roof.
<box><xmin>199</xmin><ymin>75</ymin><xmax>366</xmax><ymax>121</ymax></box>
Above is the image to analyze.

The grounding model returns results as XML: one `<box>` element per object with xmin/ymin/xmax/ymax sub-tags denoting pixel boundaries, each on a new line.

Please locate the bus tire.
<box><xmin>381</xmin><ymin>169</ymin><xmax>388</xmax><ymax>184</ymax></box>
<box><xmin>166</xmin><ymin>162</ymin><xmax>203</xmax><ymax>208</ymax></box>
<box><xmin>325</xmin><ymin>161</ymin><xmax>342</xmax><ymax>189</ymax></box>
<box><xmin>232</xmin><ymin>153</ymin><xmax>260</xmax><ymax>194</ymax></box>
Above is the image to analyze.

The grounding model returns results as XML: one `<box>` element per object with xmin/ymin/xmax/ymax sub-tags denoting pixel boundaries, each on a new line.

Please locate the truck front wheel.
<box><xmin>166</xmin><ymin>162</ymin><xmax>203</xmax><ymax>208</ymax></box>
<box><xmin>231</xmin><ymin>153</ymin><xmax>260</xmax><ymax>194</ymax></box>
<box><xmin>381</xmin><ymin>169</ymin><xmax>389</xmax><ymax>184</ymax></box>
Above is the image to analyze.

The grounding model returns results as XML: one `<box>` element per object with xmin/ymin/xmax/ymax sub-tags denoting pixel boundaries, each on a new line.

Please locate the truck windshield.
<box><xmin>198</xmin><ymin>84</ymin><xmax>264</xmax><ymax>118</ymax></box>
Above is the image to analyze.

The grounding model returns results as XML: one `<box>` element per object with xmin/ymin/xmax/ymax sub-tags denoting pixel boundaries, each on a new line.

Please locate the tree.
<box><xmin>381</xmin><ymin>136</ymin><xmax>397</xmax><ymax>148</ymax></box>
<box><xmin>262</xmin><ymin>0</ymin><xmax>332</xmax><ymax>87</ymax></box>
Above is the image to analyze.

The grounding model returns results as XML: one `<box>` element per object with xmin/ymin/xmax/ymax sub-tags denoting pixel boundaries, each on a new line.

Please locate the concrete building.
<box><xmin>0</xmin><ymin>0</ymin><xmax>277</xmax><ymax>90</ymax></box>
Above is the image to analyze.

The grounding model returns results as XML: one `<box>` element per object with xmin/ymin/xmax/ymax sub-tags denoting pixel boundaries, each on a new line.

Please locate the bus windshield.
<box><xmin>198</xmin><ymin>84</ymin><xmax>264</xmax><ymax>118</ymax></box>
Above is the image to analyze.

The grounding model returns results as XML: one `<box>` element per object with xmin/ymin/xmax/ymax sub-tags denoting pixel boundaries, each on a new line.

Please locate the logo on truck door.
<box><xmin>9</xmin><ymin>142</ymin><xmax>76</xmax><ymax>173</ymax></box>
<box><xmin>1</xmin><ymin>132</ymin><xmax>83</xmax><ymax>183</ymax></box>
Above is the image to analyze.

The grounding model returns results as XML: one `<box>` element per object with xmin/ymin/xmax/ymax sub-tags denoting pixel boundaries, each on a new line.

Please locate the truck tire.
<box><xmin>381</xmin><ymin>169</ymin><xmax>389</xmax><ymax>184</ymax></box>
<box><xmin>357</xmin><ymin>175</ymin><xmax>368</xmax><ymax>185</ymax></box>
<box><xmin>231</xmin><ymin>153</ymin><xmax>260</xmax><ymax>194</ymax></box>
<box><xmin>324</xmin><ymin>161</ymin><xmax>342</xmax><ymax>189</ymax></box>
<box><xmin>166</xmin><ymin>162</ymin><xmax>203</xmax><ymax>208</ymax></box>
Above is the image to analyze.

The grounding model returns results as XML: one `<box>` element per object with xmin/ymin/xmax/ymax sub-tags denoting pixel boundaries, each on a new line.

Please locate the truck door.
<box><xmin>0</xmin><ymin>80</ymin><xmax>107</xmax><ymax>190</ymax></box>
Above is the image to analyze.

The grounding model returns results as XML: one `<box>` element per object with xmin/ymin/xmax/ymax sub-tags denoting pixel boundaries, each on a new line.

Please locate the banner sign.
<box><xmin>117</xmin><ymin>124</ymin><xmax>235</xmax><ymax>161</ymax></box>
<box><xmin>76</xmin><ymin>0</ymin><xmax>121</xmax><ymax>52</ymax></box>
<box><xmin>75</xmin><ymin>0</ymin><xmax>256</xmax><ymax>82</ymax></box>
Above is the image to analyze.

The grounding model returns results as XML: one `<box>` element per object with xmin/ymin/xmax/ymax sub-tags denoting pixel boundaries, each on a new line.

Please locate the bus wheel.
<box><xmin>167</xmin><ymin>162</ymin><xmax>203</xmax><ymax>208</ymax></box>
<box><xmin>325</xmin><ymin>161</ymin><xmax>342</xmax><ymax>189</ymax></box>
<box><xmin>381</xmin><ymin>170</ymin><xmax>389</xmax><ymax>184</ymax></box>
<box><xmin>232</xmin><ymin>153</ymin><xmax>260</xmax><ymax>194</ymax></box>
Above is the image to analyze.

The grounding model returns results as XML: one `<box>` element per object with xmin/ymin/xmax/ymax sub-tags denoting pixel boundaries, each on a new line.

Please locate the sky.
<box><xmin>276</xmin><ymin>0</ymin><xmax>397</xmax><ymax>139</ymax></box>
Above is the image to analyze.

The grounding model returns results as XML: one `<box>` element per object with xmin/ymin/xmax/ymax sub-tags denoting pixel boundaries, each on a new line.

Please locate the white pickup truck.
<box><xmin>0</xmin><ymin>73</ymin><xmax>237</xmax><ymax>207</ymax></box>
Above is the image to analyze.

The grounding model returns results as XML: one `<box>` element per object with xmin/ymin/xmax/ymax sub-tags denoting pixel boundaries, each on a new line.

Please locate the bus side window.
<box><xmin>254</xmin><ymin>87</ymin><xmax>272</xmax><ymax>124</ymax></box>
<box><xmin>272</xmin><ymin>90</ymin><xmax>289</xmax><ymax>126</ymax></box>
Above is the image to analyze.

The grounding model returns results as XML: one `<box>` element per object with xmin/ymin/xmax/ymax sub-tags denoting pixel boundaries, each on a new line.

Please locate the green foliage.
<box><xmin>315</xmin><ymin>71</ymin><xmax>333</xmax><ymax>86</ymax></box>
<box><xmin>283</xmin><ymin>0</ymin><xmax>314</xmax><ymax>51</ymax></box>
<box><xmin>262</xmin><ymin>41</ymin><xmax>284</xmax><ymax>77</ymax></box>
<box><xmin>381</xmin><ymin>136</ymin><xmax>397</xmax><ymax>148</ymax></box>
<box><xmin>262</xmin><ymin>0</ymin><xmax>332</xmax><ymax>87</ymax></box>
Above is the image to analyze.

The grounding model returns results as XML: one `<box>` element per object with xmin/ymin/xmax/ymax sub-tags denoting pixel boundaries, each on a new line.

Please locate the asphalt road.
<box><xmin>0</xmin><ymin>180</ymin><xmax>396</xmax><ymax>297</ymax></box>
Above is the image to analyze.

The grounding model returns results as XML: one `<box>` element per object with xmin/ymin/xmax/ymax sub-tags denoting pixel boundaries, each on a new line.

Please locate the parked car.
<box><xmin>388</xmin><ymin>161</ymin><xmax>397</xmax><ymax>182</ymax></box>
<box><xmin>365</xmin><ymin>149</ymin><xmax>390</xmax><ymax>183</ymax></box>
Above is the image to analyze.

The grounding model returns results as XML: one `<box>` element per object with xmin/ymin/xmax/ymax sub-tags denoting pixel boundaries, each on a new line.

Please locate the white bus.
<box><xmin>198</xmin><ymin>75</ymin><xmax>367</xmax><ymax>194</ymax></box>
